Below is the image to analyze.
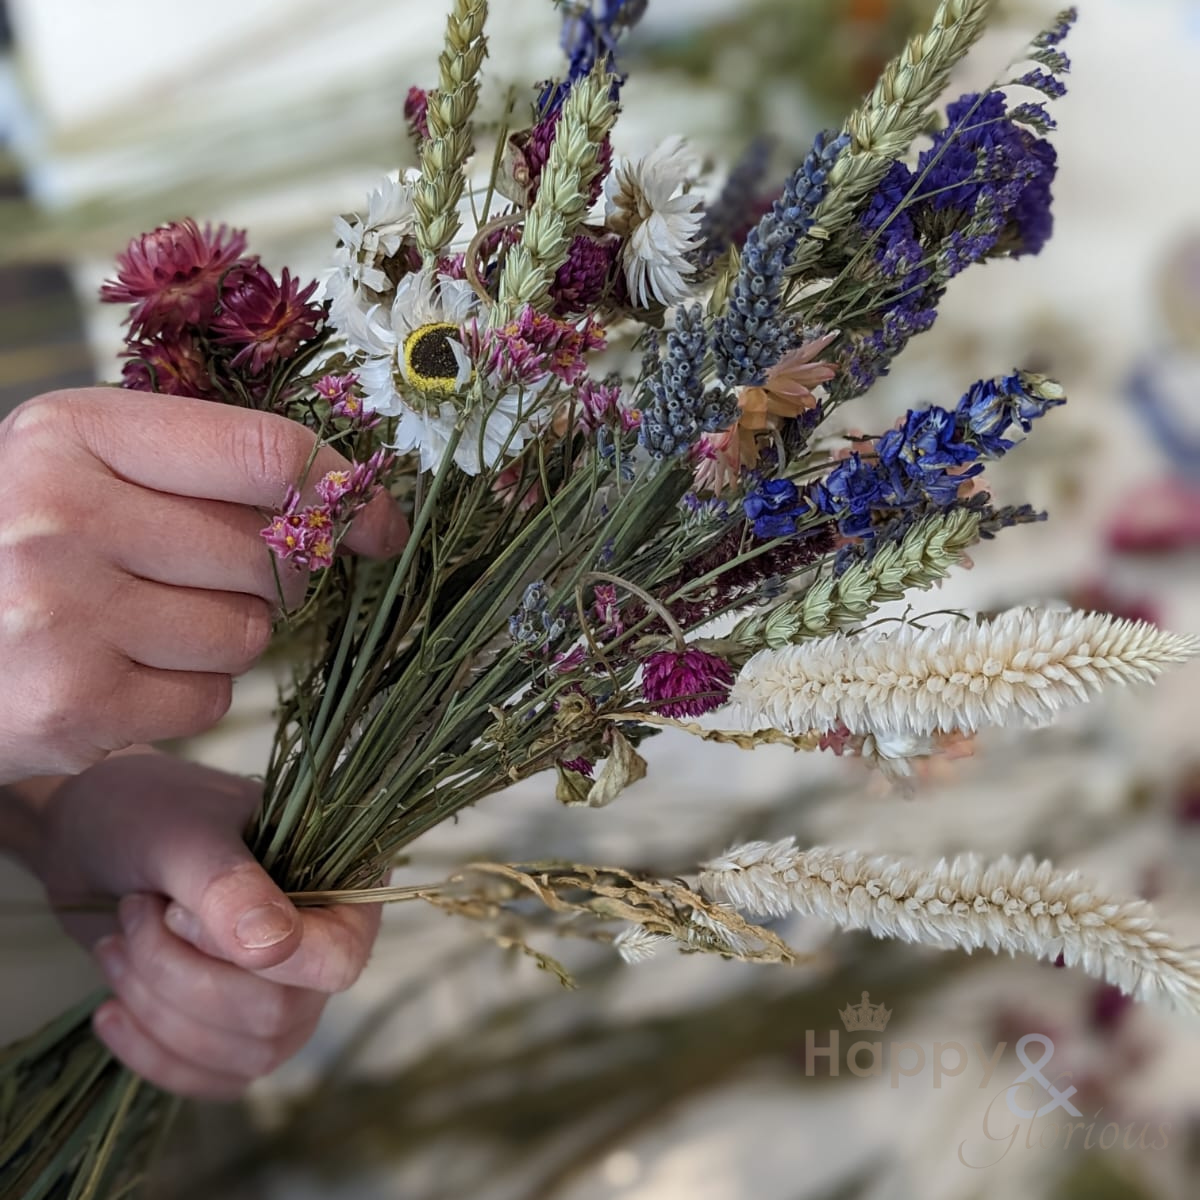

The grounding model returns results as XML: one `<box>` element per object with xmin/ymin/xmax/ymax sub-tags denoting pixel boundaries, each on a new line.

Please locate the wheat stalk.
<box><xmin>493</xmin><ymin>70</ymin><xmax>618</xmax><ymax>320</ymax></box>
<box><xmin>726</xmin><ymin>509</ymin><xmax>981</xmax><ymax>660</ymax></box>
<box><xmin>413</xmin><ymin>0</ymin><xmax>489</xmax><ymax>261</ymax></box>
<box><xmin>701</xmin><ymin>840</ymin><xmax>1200</xmax><ymax>1013</ymax></box>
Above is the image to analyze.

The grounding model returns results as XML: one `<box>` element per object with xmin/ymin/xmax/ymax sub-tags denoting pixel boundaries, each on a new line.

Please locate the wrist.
<box><xmin>0</xmin><ymin>774</ymin><xmax>66</xmax><ymax>874</ymax></box>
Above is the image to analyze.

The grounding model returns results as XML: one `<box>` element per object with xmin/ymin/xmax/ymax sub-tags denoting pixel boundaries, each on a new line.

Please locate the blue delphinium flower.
<box><xmin>713</xmin><ymin>130</ymin><xmax>849</xmax><ymax>389</ymax></box>
<box><xmin>816</xmin><ymin>371</ymin><xmax>1065</xmax><ymax>540</ymax></box>
<box><xmin>639</xmin><ymin>305</ymin><xmax>736</xmax><ymax>460</ymax></box>
<box><xmin>743</xmin><ymin>477</ymin><xmax>814</xmax><ymax>540</ymax></box>
<box><xmin>539</xmin><ymin>0</ymin><xmax>648</xmax><ymax>116</ymax></box>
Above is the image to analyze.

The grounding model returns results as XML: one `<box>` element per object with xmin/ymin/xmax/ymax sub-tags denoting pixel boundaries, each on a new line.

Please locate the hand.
<box><xmin>0</xmin><ymin>387</ymin><xmax>408</xmax><ymax>783</ymax></box>
<box><xmin>25</xmin><ymin>750</ymin><xmax>381</xmax><ymax>1099</ymax></box>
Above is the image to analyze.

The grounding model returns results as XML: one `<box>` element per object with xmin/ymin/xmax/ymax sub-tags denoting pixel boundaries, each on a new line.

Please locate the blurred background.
<box><xmin>2</xmin><ymin>1</ymin><xmax>1200</xmax><ymax>1197</ymax></box>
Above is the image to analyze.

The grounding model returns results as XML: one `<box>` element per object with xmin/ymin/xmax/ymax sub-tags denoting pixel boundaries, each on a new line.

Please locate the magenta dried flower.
<box><xmin>102</xmin><ymin>218</ymin><xmax>249</xmax><ymax>336</ymax></box>
<box><xmin>212</xmin><ymin>264</ymin><xmax>324</xmax><ymax>373</ymax></box>
<box><xmin>641</xmin><ymin>647</ymin><xmax>734</xmax><ymax>718</ymax></box>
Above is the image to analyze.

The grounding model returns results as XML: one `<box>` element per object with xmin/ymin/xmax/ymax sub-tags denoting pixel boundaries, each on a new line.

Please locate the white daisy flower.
<box><xmin>324</xmin><ymin>173</ymin><xmax>419</xmax><ymax>345</ymax></box>
<box><xmin>357</xmin><ymin>269</ymin><xmax>540</xmax><ymax>476</ymax></box>
<box><xmin>604</xmin><ymin>136</ymin><xmax>704</xmax><ymax>309</ymax></box>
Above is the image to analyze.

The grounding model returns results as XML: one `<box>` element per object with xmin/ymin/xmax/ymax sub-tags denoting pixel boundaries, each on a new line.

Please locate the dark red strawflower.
<box><xmin>121</xmin><ymin>335</ymin><xmax>218</xmax><ymax>399</ymax></box>
<box><xmin>405</xmin><ymin>86</ymin><xmax>430</xmax><ymax>145</ymax></box>
<box><xmin>101</xmin><ymin>219</ymin><xmax>249</xmax><ymax>336</ymax></box>
<box><xmin>641</xmin><ymin>648</ymin><xmax>734</xmax><ymax>718</ymax></box>
<box><xmin>212</xmin><ymin>264</ymin><xmax>324</xmax><ymax>374</ymax></box>
<box><xmin>550</xmin><ymin>232</ymin><xmax>620</xmax><ymax>315</ymax></box>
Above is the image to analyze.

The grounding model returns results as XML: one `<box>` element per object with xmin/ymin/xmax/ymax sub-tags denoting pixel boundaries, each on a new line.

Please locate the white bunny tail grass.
<box><xmin>700</xmin><ymin>840</ymin><xmax>1200</xmax><ymax>1014</ymax></box>
<box><xmin>727</xmin><ymin>608</ymin><xmax>1200</xmax><ymax>739</ymax></box>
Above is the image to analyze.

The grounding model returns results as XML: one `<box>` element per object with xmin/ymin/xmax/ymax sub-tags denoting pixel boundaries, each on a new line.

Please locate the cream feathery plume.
<box><xmin>700</xmin><ymin>840</ymin><xmax>1200</xmax><ymax>1013</ymax></box>
<box><xmin>612</xmin><ymin>925</ymin><xmax>668</xmax><ymax>964</ymax></box>
<box><xmin>728</xmin><ymin>608</ymin><xmax>1200</xmax><ymax>739</ymax></box>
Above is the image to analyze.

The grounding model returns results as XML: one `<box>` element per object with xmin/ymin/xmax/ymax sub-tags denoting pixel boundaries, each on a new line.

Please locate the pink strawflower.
<box><xmin>101</xmin><ymin>219</ymin><xmax>249</xmax><ymax>336</ymax></box>
<box><xmin>212</xmin><ymin>264</ymin><xmax>324</xmax><ymax>374</ymax></box>
<box><xmin>641</xmin><ymin>647</ymin><xmax>734</xmax><ymax>718</ymax></box>
<box><xmin>121</xmin><ymin>335</ymin><xmax>217</xmax><ymax>399</ymax></box>
<box><xmin>550</xmin><ymin>232</ymin><xmax>619</xmax><ymax>316</ymax></box>
<box><xmin>405</xmin><ymin>86</ymin><xmax>430</xmax><ymax>144</ymax></box>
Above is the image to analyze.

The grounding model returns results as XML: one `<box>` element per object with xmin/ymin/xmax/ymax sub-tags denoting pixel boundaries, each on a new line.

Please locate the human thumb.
<box><xmin>155</xmin><ymin>847</ymin><xmax>302</xmax><ymax>971</ymax></box>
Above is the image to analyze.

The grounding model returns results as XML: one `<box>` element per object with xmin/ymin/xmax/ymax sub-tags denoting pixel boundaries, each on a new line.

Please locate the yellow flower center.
<box><xmin>403</xmin><ymin>322</ymin><xmax>467</xmax><ymax>395</ymax></box>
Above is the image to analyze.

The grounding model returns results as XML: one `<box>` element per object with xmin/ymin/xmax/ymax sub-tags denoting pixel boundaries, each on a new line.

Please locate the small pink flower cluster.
<box><xmin>261</xmin><ymin>450</ymin><xmax>393</xmax><ymax>571</ymax></box>
<box><xmin>313</xmin><ymin>373</ymin><xmax>379</xmax><ymax>428</ymax></box>
<box><xmin>465</xmin><ymin>308</ymin><xmax>605</xmax><ymax>387</ymax></box>
<box><xmin>577</xmin><ymin>378</ymin><xmax>638</xmax><ymax>433</ymax></box>
<box><xmin>102</xmin><ymin>219</ymin><xmax>324</xmax><ymax>404</ymax></box>
<box><xmin>593</xmin><ymin>584</ymin><xmax>624</xmax><ymax>640</ymax></box>
<box><xmin>404</xmin><ymin>86</ymin><xmax>430</xmax><ymax>145</ymax></box>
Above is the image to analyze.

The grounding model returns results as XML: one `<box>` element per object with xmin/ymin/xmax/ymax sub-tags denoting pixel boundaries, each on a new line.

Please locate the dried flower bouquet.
<box><xmin>3</xmin><ymin>2</ymin><xmax>1197</xmax><ymax>1196</ymax></box>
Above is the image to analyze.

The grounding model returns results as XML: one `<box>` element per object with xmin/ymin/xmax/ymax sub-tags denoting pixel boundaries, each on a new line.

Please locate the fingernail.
<box><xmin>164</xmin><ymin>903</ymin><xmax>203</xmax><ymax>946</ymax></box>
<box><xmin>234</xmin><ymin>903</ymin><xmax>296</xmax><ymax>950</ymax></box>
<box><xmin>94</xmin><ymin>935</ymin><xmax>126</xmax><ymax>983</ymax></box>
<box><xmin>117</xmin><ymin>894</ymin><xmax>150</xmax><ymax>935</ymax></box>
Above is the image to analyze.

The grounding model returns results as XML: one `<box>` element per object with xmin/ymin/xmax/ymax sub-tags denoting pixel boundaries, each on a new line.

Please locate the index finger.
<box><xmin>43</xmin><ymin>387</ymin><xmax>407</xmax><ymax>557</ymax></box>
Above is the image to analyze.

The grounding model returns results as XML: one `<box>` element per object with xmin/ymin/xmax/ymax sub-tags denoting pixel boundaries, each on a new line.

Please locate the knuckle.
<box><xmin>235</xmin><ymin>415</ymin><xmax>309</xmax><ymax>495</ymax></box>
<box><xmin>247</xmin><ymin>986</ymin><xmax>299</xmax><ymax>1040</ymax></box>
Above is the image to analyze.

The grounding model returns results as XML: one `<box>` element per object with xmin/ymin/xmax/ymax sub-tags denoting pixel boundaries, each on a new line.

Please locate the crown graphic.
<box><xmin>839</xmin><ymin>991</ymin><xmax>892</xmax><ymax>1033</ymax></box>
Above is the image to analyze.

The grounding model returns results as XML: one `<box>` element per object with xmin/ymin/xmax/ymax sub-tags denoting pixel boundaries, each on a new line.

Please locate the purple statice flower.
<box><xmin>694</xmin><ymin>138</ymin><xmax>772</xmax><ymax>268</ymax></box>
<box><xmin>641</xmin><ymin>647</ymin><xmax>734</xmax><ymax>719</ymax></box>
<box><xmin>1014</xmin><ymin>68</ymin><xmax>1068</xmax><ymax>99</ymax></box>
<box><xmin>743</xmin><ymin>477</ymin><xmax>814</xmax><ymax>540</ymax></box>
<box><xmin>639</xmin><ymin>305</ymin><xmax>736</xmax><ymax>459</ymax></box>
<box><xmin>550</xmin><ymin>232</ymin><xmax>619</xmax><ymax>315</ymax></box>
<box><xmin>1010</xmin><ymin>101</ymin><xmax>1057</xmax><ymax>134</ymax></box>
<box><xmin>713</xmin><ymin>130</ymin><xmax>849</xmax><ymax>388</ymax></box>
<box><xmin>1035</xmin><ymin>6</ymin><xmax>1078</xmax><ymax>49</ymax></box>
